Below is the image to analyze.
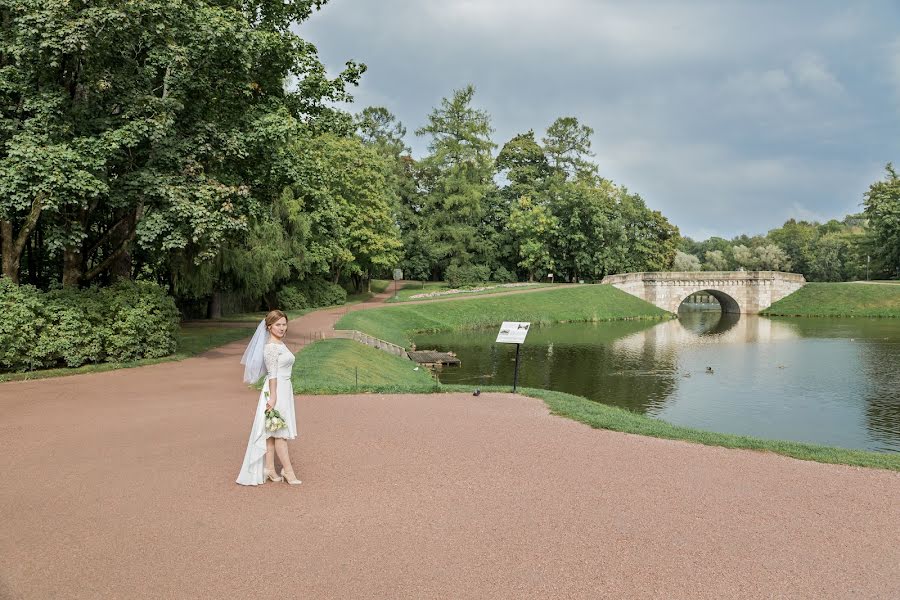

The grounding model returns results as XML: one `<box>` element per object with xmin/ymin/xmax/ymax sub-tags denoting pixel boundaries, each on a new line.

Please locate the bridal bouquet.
<box><xmin>263</xmin><ymin>392</ymin><xmax>287</xmax><ymax>432</ymax></box>
<box><xmin>265</xmin><ymin>407</ymin><xmax>287</xmax><ymax>432</ymax></box>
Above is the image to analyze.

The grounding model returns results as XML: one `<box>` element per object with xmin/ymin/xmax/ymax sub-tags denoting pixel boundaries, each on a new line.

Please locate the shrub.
<box><xmin>445</xmin><ymin>264</ymin><xmax>491</xmax><ymax>288</ymax></box>
<box><xmin>0</xmin><ymin>278</ymin><xmax>178</xmax><ymax>372</ymax></box>
<box><xmin>0</xmin><ymin>278</ymin><xmax>46</xmax><ymax>371</ymax></box>
<box><xmin>103</xmin><ymin>280</ymin><xmax>179</xmax><ymax>362</ymax></box>
<box><xmin>296</xmin><ymin>278</ymin><xmax>347</xmax><ymax>307</ymax></box>
<box><xmin>277</xmin><ymin>285</ymin><xmax>308</xmax><ymax>310</ymax></box>
<box><xmin>492</xmin><ymin>265</ymin><xmax>518</xmax><ymax>283</ymax></box>
<box><xmin>34</xmin><ymin>286</ymin><xmax>106</xmax><ymax>368</ymax></box>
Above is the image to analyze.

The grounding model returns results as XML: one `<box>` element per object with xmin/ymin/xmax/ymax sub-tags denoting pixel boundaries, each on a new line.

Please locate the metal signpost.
<box><xmin>393</xmin><ymin>268</ymin><xmax>403</xmax><ymax>299</ymax></box>
<box><xmin>495</xmin><ymin>321</ymin><xmax>531</xmax><ymax>392</ymax></box>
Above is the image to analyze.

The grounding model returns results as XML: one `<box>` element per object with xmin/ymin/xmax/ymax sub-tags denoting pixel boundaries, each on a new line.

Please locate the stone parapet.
<box><xmin>600</xmin><ymin>271</ymin><xmax>806</xmax><ymax>314</ymax></box>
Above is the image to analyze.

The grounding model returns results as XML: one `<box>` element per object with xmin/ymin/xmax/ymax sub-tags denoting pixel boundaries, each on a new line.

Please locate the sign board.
<box><xmin>496</xmin><ymin>321</ymin><xmax>531</xmax><ymax>344</ymax></box>
<box><xmin>393</xmin><ymin>268</ymin><xmax>403</xmax><ymax>281</ymax></box>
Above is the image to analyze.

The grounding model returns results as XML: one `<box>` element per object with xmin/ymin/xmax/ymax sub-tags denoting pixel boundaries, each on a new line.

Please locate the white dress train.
<box><xmin>236</xmin><ymin>342</ymin><xmax>297</xmax><ymax>485</ymax></box>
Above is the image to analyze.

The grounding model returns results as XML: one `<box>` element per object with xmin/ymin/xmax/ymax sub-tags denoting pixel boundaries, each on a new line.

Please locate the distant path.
<box><xmin>0</xmin><ymin>284</ymin><xmax>898</xmax><ymax>599</ymax></box>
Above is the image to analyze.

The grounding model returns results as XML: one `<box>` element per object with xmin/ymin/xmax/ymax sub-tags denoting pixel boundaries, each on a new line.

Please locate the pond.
<box><xmin>414</xmin><ymin>311</ymin><xmax>900</xmax><ymax>453</ymax></box>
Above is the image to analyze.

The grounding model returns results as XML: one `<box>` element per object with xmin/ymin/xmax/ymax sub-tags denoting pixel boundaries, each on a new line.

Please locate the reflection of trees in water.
<box><xmin>858</xmin><ymin>340</ymin><xmax>900</xmax><ymax>452</ymax></box>
<box><xmin>418</xmin><ymin>320</ymin><xmax>679</xmax><ymax>415</ymax></box>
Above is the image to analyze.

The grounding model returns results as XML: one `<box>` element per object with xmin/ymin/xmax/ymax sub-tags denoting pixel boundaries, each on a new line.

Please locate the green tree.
<box><xmin>415</xmin><ymin>85</ymin><xmax>497</xmax><ymax>276</ymax></box>
<box><xmin>863</xmin><ymin>164</ymin><xmax>900</xmax><ymax>278</ymax></box>
<box><xmin>542</xmin><ymin>116</ymin><xmax>597</xmax><ymax>181</ymax></box>
<box><xmin>672</xmin><ymin>251</ymin><xmax>701</xmax><ymax>271</ymax></box>
<box><xmin>0</xmin><ymin>0</ymin><xmax>364</xmax><ymax>287</ymax></box>
<box><xmin>507</xmin><ymin>196</ymin><xmax>558</xmax><ymax>280</ymax></box>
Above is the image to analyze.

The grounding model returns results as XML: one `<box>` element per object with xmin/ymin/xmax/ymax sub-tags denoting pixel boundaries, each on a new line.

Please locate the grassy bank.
<box><xmin>763</xmin><ymin>282</ymin><xmax>900</xmax><ymax>317</ymax></box>
<box><xmin>386</xmin><ymin>281</ymin><xmax>551</xmax><ymax>303</ymax></box>
<box><xmin>336</xmin><ymin>284</ymin><xmax>670</xmax><ymax>347</ymax></box>
<box><xmin>0</xmin><ymin>324</ymin><xmax>254</xmax><ymax>383</ymax></box>
<box><xmin>291</xmin><ymin>339</ymin><xmax>899</xmax><ymax>470</ymax></box>
<box><xmin>293</xmin><ymin>338</ymin><xmax>438</xmax><ymax>393</ymax></box>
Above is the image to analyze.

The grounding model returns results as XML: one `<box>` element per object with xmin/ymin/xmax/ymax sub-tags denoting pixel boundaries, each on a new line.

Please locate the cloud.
<box><xmin>301</xmin><ymin>1</ymin><xmax>900</xmax><ymax>239</ymax></box>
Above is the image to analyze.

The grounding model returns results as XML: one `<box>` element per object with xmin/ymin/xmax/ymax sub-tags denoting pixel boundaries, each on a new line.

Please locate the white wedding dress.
<box><xmin>236</xmin><ymin>342</ymin><xmax>298</xmax><ymax>485</ymax></box>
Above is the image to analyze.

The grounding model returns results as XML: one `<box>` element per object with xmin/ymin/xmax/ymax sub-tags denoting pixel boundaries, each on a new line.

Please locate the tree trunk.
<box><xmin>1</xmin><ymin>197</ymin><xmax>43</xmax><ymax>283</ymax></box>
<box><xmin>207</xmin><ymin>291</ymin><xmax>222</xmax><ymax>319</ymax></box>
<box><xmin>1</xmin><ymin>221</ymin><xmax>18</xmax><ymax>283</ymax></box>
<box><xmin>62</xmin><ymin>246</ymin><xmax>83</xmax><ymax>287</ymax></box>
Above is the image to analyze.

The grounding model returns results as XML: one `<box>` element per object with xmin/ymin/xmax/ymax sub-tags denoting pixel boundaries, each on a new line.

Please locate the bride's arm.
<box><xmin>263</xmin><ymin>345</ymin><xmax>279</xmax><ymax>410</ymax></box>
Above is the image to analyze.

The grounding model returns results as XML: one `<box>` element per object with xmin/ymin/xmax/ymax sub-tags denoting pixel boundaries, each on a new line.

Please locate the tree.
<box><xmin>672</xmin><ymin>251</ymin><xmax>701</xmax><ymax>271</ymax></box>
<box><xmin>507</xmin><ymin>196</ymin><xmax>558</xmax><ymax>280</ymax></box>
<box><xmin>0</xmin><ymin>0</ymin><xmax>365</xmax><ymax>287</ymax></box>
<box><xmin>863</xmin><ymin>164</ymin><xmax>900</xmax><ymax>278</ymax></box>
<box><xmin>703</xmin><ymin>250</ymin><xmax>730</xmax><ymax>271</ymax></box>
<box><xmin>289</xmin><ymin>133</ymin><xmax>402</xmax><ymax>285</ymax></box>
<box><xmin>415</xmin><ymin>85</ymin><xmax>497</xmax><ymax>276</ymax></box>
<box><xmin>542</xmin><ymin>116</ymin><xmax>597</xmax><ymax>181</ymax></box>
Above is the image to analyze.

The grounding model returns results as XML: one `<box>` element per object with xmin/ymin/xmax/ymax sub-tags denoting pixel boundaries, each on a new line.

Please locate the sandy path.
<box><xmin>1</xmin><ymin>288</ymin><xmax>898</xmax><ymax>599</ymax></box>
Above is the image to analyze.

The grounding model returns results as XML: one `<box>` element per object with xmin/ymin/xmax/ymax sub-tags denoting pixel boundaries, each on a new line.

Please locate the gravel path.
<box><xmin>1</xmin><ymin>288</ymin><xmax>898</xmax><ymax>599</ymax></box>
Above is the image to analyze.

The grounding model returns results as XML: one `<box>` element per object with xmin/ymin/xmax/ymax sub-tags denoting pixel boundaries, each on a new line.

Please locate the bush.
<box><xmin>0</xmin><ymin>278</ymin><xmax>46</xmax><ymax>371</ymax></box>
<box><xmin>296</xmin><ymin>278</ymin><xmax>347</xmax><ymax>307</ymax></box>
<box><xmin>492</xmin><ymin>266</ymin><xmax>518</xmax><ymax>283</ymax></box>
<box><xmin>276</xmin><ymin>285</ymin><xmax>308</xmax><ymax>310</ymax></box>
<box><xmin>445</xmin><ymin>264</ymin><xmax>491</xmax><ymax>288</ymax></box>
<box><xmin>0</xmin><ymin>278</ymin><xmax>179</xmax><ymax>372</ymax></box>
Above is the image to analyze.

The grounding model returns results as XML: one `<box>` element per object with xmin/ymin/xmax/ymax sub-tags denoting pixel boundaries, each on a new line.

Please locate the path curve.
<box><xmin>1</xmin><ymin>287</ymin><xmax>898</xmax><ymax>599</ymax></box>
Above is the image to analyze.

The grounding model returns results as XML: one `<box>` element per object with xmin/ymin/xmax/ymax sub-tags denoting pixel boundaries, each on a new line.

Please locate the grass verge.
<box><xmin>386</xmin><ymin>281</ymin><xmax>552</xmax><ymax>302</ymax></box>
<box><xmin>763</xmin><ymin>282</ymin><xmax>900</xmax><ymax>317</ymax></box>
<box><xmin>0</xmin><ymin>324</ymin><xmax>255</xmax><ymax>383</ymax></box>
<box><xmin>336</xmin><ymin>284</ymin><xmax>670</xmax><ymax>347</ymax></box>
<box><xmin>288</xmin><ymin>338</ymin><xmax>900</xmax><ymax>470</ymax></box>
<box><xmin>293</xmin><ymin>338</ymin><xmax>439</xmax><ymax>393</ymax></box>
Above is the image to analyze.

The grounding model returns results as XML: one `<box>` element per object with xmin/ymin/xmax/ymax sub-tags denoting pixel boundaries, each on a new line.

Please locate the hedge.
<box><xmin>0</xmin><ymin>278</ymin><xmax>179</xmax><ymax>372</ymax></box>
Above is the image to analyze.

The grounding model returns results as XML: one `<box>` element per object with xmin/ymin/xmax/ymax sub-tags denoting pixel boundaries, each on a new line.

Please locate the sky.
<box><xmin>299</xmin><ymin>0</ymin><xmax>900</xmax><ymax>240</ymax></box>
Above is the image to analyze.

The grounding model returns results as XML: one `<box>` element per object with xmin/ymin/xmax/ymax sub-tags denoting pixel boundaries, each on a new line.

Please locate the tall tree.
<box><xmin>0</xmin><ymin>0</ymin><xmax>364</xmax><ymax>286</ymax></box>
<box><xmin>863</xmin><ymin>164</ymin><xmax>900</xmax><ymax>278</ymax></box>
<box><xmin>542</xmin><ymin>116</ymin><xmax>597</xmax><ymax>181</ymax></box>
<box><xmin>415</xmin><ymin>85</ymin><xmax>497</xmax><ymax>275</ymax></box>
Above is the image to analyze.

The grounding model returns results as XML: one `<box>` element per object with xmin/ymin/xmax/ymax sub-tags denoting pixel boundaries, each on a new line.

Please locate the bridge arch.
<box><xmin>600</xmin><ymin>271</ymin><xmax>806</xmax><ymax>315</ymax></box>
<box><xmin>677</xmin><ymin>288</ymin><xmax>741</xmax><ymax>314</ymax></box>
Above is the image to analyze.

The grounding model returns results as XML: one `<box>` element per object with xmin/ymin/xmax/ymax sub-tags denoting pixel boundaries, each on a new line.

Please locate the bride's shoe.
<box><xmin>265</xmin><ymin>469</ymin><xmax>283</xmax><ymax>482</ymax></box>
<box><xmin>280</xmin><ymin>469</ymin><xmax>301</xmax><ymax>485</ymax></box>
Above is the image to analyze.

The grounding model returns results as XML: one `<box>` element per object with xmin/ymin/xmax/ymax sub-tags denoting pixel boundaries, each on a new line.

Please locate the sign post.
<box><xmin>495</xmin><ymin>321</ymin><xmax>531</xmax><ymax>392</ymax></box>
<box><xmin>392</xmin><ymin>268</ymin><xmax>403</xmax><ymax>299</ymax></box>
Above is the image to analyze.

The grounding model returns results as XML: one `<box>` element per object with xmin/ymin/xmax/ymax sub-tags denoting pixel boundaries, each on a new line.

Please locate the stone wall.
<box><xmin>332</xmin><ymin>329</ymin><xmax>410</xmax><ymax>359</ymax></box>
<box><xmin>600</xmin><ymin>271</ymin><xmax>806</xmax><ymax>314</ymax></box>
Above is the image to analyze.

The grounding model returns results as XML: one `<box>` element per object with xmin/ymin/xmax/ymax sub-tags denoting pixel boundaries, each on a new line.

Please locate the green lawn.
<box><xmin>293</xmin><ymin>338</ymin><xmax>439</xmax><ymax>393</ymax></box>
<box><xmin>763</xmin><ymin>282</ymin><xmax>900</xmax><ymax>317</ymax></box>
<box><xmin>386</xmin><ymin>281</ymin><xmax>552</xmax><ymax>302</ymax></box>
<box><xmin>0</xmin><ymin>324</ymin><xmax>254</xmax><ymax>382</ymax></box>
<box><xmin>336</xmin><ymin>284</ymin><xmax>670</xmax><ymax>347</ymax></box>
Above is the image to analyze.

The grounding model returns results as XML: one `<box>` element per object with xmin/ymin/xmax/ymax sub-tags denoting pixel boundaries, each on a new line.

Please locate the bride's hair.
<box><xmin>265</xmin><ymin>309</ymin><xmax>287</xmax><ymax>328</ymax></box>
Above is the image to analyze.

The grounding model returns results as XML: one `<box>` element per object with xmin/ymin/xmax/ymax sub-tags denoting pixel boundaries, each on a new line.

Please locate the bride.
<box><xmin>236</xmin><ymin>310</ymin><xmax>301</xmax><ymax>486</ymax></box>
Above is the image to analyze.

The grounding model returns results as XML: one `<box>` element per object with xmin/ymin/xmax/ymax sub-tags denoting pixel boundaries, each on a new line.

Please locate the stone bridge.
<box><xmin>600</xmin><ymin>271</ymin><xmax>806</xmax><ymax>314</ymax></box>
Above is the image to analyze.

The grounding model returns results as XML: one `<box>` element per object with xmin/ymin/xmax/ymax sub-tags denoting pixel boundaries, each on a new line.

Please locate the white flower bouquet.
<box><xmin>263</xmin><ymin>392</ymin><xmax>287</xmax><ymax>432</ymax></box>
<box><xmin>265</xmin><ymin>407</ymin><xmax>287</xmax><ymax>432</ymax></box>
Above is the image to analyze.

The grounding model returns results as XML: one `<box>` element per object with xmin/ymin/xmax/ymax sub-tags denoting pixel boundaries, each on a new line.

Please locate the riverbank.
<box><xmin>763</xmin><ymin>281</ymin><xmax>900</xmax><ymax>317</ymax></box>
<box><xmin>336</xmin><ymin>284</ymin><xmax>670</xmax><ymax>347</ymax></box>
<box><xmin>292</xmin><ymin>338</ymin><xmax>900</xmax><ymax>471</ymax></box>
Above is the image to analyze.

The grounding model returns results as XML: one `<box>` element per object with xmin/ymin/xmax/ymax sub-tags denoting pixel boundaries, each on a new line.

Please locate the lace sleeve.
<box><xmin>263</xmin><ymin>344</ymin><xmax>280</xmax><ymax>380</ymax></box>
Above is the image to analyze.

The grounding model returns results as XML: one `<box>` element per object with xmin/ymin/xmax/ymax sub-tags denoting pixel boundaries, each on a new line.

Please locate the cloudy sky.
<box><xmin>300</xmin><ymin>0</ymin><xmax>900</xmax><ymax>240</ymax></box>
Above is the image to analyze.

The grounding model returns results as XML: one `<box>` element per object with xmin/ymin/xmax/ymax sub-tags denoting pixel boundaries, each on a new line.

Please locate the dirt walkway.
<box><xmin>1</xmin><ymin>289</ymin><xmax>898</xmax><ymax>599</ymax></box>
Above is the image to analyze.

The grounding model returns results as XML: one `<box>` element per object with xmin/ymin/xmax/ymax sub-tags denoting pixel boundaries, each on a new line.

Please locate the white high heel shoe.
<box><xmin>280</xmin><ymin>469</ymin><xmax>301</xmax><ymax>485</ymax></box>
<box><xmin>265</xmin><ymin>469</ymin><xmax>283</xmax><ymax>483</ymax></box>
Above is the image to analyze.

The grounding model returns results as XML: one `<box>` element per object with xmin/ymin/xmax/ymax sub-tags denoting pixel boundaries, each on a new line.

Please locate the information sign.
<box><xmin>496</xmin><ymin>321</ymin><xmax>531</xmax><ymax>344</ymax></box>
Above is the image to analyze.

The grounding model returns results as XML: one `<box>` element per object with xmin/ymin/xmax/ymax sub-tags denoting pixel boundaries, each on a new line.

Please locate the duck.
<box><xmin>705</xmin><ymin>366</ymin><xmax>715</xmax><ymax>374</ymax></box>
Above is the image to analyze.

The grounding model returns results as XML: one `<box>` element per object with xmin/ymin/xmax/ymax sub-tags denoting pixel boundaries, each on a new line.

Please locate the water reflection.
<box><xmin>415</xmin><ymin>313</ymin><xmax>900</xmax><ymax>453</ymax></box>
